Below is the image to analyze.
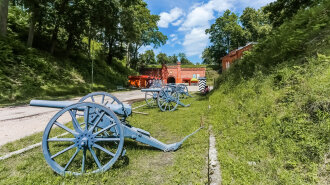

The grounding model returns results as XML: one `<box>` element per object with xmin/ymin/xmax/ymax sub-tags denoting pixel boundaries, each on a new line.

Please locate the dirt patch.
<box><xmin>124</xmin><ymin>98</ymin><xmax>145</xmax><ymax>105</ymax></box>
<box><xmin>209</xmin><ymin>125</ymin><xmax>222</xmax><ymax>185</ymax></box>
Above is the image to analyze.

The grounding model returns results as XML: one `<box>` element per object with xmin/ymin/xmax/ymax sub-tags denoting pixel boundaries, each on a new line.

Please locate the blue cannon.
<box><xmin>30</xmin><ymin>92</ymin><xmax>201</xmax><ymax>175</ymax></box>
<box><xmin>142</xmin><ymin>84</ymin><xmax>192</xmax><ymax>111</ymax></box>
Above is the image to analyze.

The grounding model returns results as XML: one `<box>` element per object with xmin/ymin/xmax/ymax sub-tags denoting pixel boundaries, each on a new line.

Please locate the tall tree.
<box><xmin>138</xmin><ymin>49</ymin><xmax>156</xmax><ymax>68</ymax></box>
<box><xmin>206</xmin><ymin>10</ymin><xmax>247</xmax><ymax>53</ymax></box>
<box><xmin>202</xmin><ymin>47</ymin><xmax>215</xmax><ymax>65</ymax></box>
<box><xmin>49</xmin><ymin>0</ymin><xmax>69</xmax><ymax>54</ymax></box>
<box><xmin>168</xmin><ymin>54</ymin><xmax>178</xmax><ymax>64</ymax></box>
<box><xmin>240</xmin><ymin>7</ymin><xmax>272</xmax><ymax>41</ymax></box>
<box><xmin>178</xmin><ymin>52</ymin><xmax>192</xmax><ymax>64</ymax></box>
<box><xmin>263</xmin><ymin>0</ymin><xmax>320</xmax><ymax>27</ymax></box>
<box><xmin>156</xmin><ymin>52</ymin><xmax>170</xmax><ymax>64</ymax></box>
<box><xmin>0</xmin><ymin>0</ymin><xmax>9</xmax><ymax>37</ymax></box>
<box><xmin>121</xmin><ymin>1</ymin><xmax>167</xmax><ymax>67</ymax></box>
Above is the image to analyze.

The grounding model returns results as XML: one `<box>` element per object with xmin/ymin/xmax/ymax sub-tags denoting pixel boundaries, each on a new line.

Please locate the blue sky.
<box><xmin>141</xmin><ymin>0</ymin><xmax>275</xmax><ymax>64</ymax></box>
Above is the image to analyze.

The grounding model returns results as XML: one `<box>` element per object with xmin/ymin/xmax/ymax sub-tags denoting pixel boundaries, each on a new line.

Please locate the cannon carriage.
<box><xmin>30</xmin><ymin>92</ymin><xmax>201</xmax><ymax>175</ymax></box>
<box><xmin>142</xmin><ymin>84</ymin><xmax>192</xmax><ymax>111</ymax></box>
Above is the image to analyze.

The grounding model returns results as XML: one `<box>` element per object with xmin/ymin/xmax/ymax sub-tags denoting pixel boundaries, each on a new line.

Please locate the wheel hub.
<box><xmin>77</xmin><ymin>132</ymin><xmax>95</xmax><ymax>149</ymax></box>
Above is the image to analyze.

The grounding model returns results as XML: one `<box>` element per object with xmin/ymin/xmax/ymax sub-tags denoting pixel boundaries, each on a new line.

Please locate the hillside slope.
<box><xmin>0</xmin><ymin>38</ymin><xmax>134</xmax><ymax>105</ymax></box>
<box><xmin>208</xmin><ymin>1</ymin><xmax>330</xmax><ymax>184</ymax></box>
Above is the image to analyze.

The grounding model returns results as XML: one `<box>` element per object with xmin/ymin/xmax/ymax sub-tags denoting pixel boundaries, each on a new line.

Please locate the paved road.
<box><xmin>0</xmin><ymin>90</ymin><xmax>145</xmax><ymax>146</ymax></box>
<box><xmin>0</xmin><ymin>86</ymin><xmax>206</xmax><ymax>147</ymax></box>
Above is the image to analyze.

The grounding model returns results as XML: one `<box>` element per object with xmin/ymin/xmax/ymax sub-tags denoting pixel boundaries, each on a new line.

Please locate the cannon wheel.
<box><xmin>157</xmin><ymin>86</ymin><xmax>179</xmax><ymax>112</ymax></box>
<box><xmin>79</xmin><ymin>92</ymin><xmax>128</xmax><ymax>117</ymax></box>
<box><xmin>145</xmin><ymin>92</ymin><xmax>158</xmax><ymax>107</ymax></box>
<box><xmin>177</xmin><ymin>84</ymin><xmax>189</xmax><ymax>99</ymax></box>
<box><xmin>42</xmin><ymin>102</ymin><xmax>124</xmax><ymax>175</ymax></box>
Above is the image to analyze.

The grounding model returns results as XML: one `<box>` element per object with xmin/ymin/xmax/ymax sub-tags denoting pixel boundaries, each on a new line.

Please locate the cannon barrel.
<box><xmin>30</xmin><ymin>100</ymin><xmax>76</xmax><ymax>109</ymax></box>
<box><xmin>30</xmin><ymin>100</ymin><xmax>132</xmax><ymax>116</ymax></box>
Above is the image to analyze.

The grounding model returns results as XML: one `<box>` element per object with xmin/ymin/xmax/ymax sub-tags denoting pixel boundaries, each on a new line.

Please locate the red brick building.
<box><xmin>222</xmin><ymin>42</ymin><xmax>256</xmax><ymax>71</ymax></box>
<box><xmin>129</xmin><ymin>62</ymin><xmax>206</xmax><ymax>88</ymax></box>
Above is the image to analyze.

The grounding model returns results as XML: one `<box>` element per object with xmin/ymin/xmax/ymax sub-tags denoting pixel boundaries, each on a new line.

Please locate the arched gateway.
<box><xmin>167</xmin><ymin>77</ymin><xmax>175</xmax><ymax>84</ymax></box>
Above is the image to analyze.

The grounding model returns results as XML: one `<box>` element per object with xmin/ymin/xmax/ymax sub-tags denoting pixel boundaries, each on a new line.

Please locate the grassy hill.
<box><xmin>0</xmin><ymin>37</ymin><xmax>135</xmax><ymax>106</ymax></box>
<box><xmin>208</xmin><ymin>1</ymin><xmax>329</xmax><ymax>184</ymax></box>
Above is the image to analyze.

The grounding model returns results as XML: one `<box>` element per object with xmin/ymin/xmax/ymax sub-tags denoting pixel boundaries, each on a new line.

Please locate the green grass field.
<box><xmin>0</xmin><ymin>96</ymin><xmax>209</xmax><ymax>184</ymax></box>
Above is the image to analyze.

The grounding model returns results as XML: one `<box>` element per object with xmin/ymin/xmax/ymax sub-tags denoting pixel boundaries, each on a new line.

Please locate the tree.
<box><xmin>168</xmin><ymin>54</ymin><xmax>178</xmax><ymax>64</ymax></box>
<box><xmin>138</xmin><ymin>49</ymin><xmax>156</xmax><ymax>68</ymax></box>
<box><xmin>202</xmin><ymin>47</ymin><xmax>214</xmax><ymax>64</ymax></box>
<box><xmin>263</xmin><ymin>0</ymin><xmax>320</xmax><ymax>27</ymax></box>
<box><xmin>178</xmin><ymin>52</ymin><xmax>192</xmax><ymax>64</ymax></box>
<box><xmin>18</xmin><ymin>0</ymin><xmax>50</xmax><ymax>47</ymax></box>
<box><xmin>240</xmin><ymin>7</ymin><xmax>272</xmax><ymax>41</ymax></box>
<box><xmin>0</xmin><ymin>0</ymin><xmax>9</xmax><ymax>37</ymax></box>
<box><xmin>121</xmin><ymin>1</ymin><xmax>167</xmax><ymax>67</ymax></box>
<box><xmin>156</xmin><ymin>52</ymin><xmax>170</xmax><ymax>64</ymax></box>
<box><xmin>206</xmin><ymin>10</ymin><xmax>247</xmax><ymax>53</ymax></box>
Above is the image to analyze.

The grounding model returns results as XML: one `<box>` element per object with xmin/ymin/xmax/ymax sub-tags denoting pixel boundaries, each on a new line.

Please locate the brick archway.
<box><xmin>167</xmin><ymin>76</ymin><xmax>175</xmax><ymax>84</ymax></box>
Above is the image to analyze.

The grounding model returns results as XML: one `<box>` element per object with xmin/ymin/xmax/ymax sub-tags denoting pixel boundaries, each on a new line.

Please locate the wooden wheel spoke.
<box><xmin>54</xmin><ymin>121</ymin><xmax>78</xmax><ymax>136</ymax></box>
<box><xmin>51</xmin><ymin>144</ymin><xmax>76</xmax><ymax>159</ymax></box>
<box><xmin>69</xmin><ymin>110</ymin><xmax>83</xmax><ymax>132</ymax></box>
<box><xmin>94</xmin><ymin>138</ymin><xmax>120</xmax><ymax>142</ymax></box>
<box><xmin>84</xmin><ymin>106</ymin><xmax>90</xmax><ymax>131</ymax></box>
<box><xmin>93</xmin><ymin>144</ymin><xmax>115</xmax><ymax>157</ymax></box>
<box><xmin>81</xmin><ymin>150</ymin><xmax>86</xmax><ymax>173</ymax></box>
<box><xmin>101</xmin><ymin>95</ymin><xmax>105</xmax><ymax>104</ymax></box>
<box><xmin>91</xmin><ymin>96</ymin><xmax>95</xmax><ymax>102</ymax></box>
<box><xmin>94</xmin><ymin>123</ymin><xmax>116</xmax><ymax>136</ymax></box>
<box><xmin>89</xmin><ymin>148</ymin><xmax>102</xmax><ymax>169</ymax></box>
<box><xmin>48</xmin><ymin>138</ymin><xmax>75</xmax><ymax>142</ymax></box>
<box><xmin>89</xmin><ymin>111</ymin><xmax>106</xmax><ymax>132</ymax></box>
<box><xmin>64</xmin><ymin>149</ymin><xmax>80</xmax><ymax>171</ymax></box>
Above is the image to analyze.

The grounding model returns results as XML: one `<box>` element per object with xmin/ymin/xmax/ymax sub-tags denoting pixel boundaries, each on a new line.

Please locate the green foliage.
<box><xmin>240</xmin><ymin>7</ymin><xmax>272</xmax><ymax>41</ymax></box>
<box><xmin>263</xmin><ymin>0</ymin><xmax>321</xmax><ymax>27</ymax></box>
<box><xmin>138</xmin><ymin>49</ymin><xmax>156</xmax><ymax>68</ymax></box>
<box><xmin>156</xmin><ymin>52</ymin><xmax>170</xmax><ymax>64</ymax></box>
<box><xmin>206</xmin><ymin>10</ymin><xmax>247</xmax><ymax>53</ymax></box>
<box><xmin>204</xmin><ymin>7</ymin><xmax>270</xmax><ymax>65</ymax></box>
<box><xmin>178</xmin><ymin>52</ymin><xmax>192</xmax><ymax>64</ymax></box>
<box><xmin>222</xmin><ymin>0</ymin><xmax>330</xmax><ymax>82</ymax></box>
<box><xmin>209</xmin><ymin>1</ymin><xmax>330</xmax><ymax>183</ymax></box>
<box><xmin>0</xmin><ymin>36</ymin><xmax>135</xmax><ymax>104</ymax></box>
<box><xmin>209</xmin><ymin>54</ymin><xmax>330</xmax><ymax>184</ymax></box>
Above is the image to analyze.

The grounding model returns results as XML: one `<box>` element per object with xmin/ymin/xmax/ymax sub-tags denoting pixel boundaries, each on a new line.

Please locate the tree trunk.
<box><xmin>27</xmin><ymin>13</ymin><xmax>36</xmax><ymax>47</ymax></box>
<box><xmin>66</xmin><ymin>32</ymin><xmax>74</xmax><ymax>51</ymax></box>
<box><xmin>50</xmin><ymin>0</ymin><xmax>69</xmax><ymax>54</ymax></box>
<box><xmin>50</xmin><ymin>24</ymin><xmax>59</xmax><ymax>54</ymax></box>
<box><xmin>107</xmin><ymin>37</ymin><xmax>114</xmax><ymax>65</ymax></box>
<box><xmin>0</xmin><ymin>0</ymin><xmax>9</xmax><ymax>37</ymax></box>
<box><xmin>126</xmin><ymin>43</ymin><xmax>130</xmax><ymax>68</ymax></box>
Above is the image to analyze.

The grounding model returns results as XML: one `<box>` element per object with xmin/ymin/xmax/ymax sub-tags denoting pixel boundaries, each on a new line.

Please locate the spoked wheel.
<box><xmin>177</xmin><ymin>84</ymin><xmax>189</xmax><ymax>99</ymax></box>
<box><xmin>145</xmin><ymin>92</ymin><xmax>158</xmax><ymax>107</ymax></box>
<box><xmin>42</xmin><ymin>102</ymin><xmax>124</xmax><ymax>175</ymax></box>
<box><xmin>157</xmin><ymin>86</ymin><xmax>179</xmax><ymax>112</ymax></box>
<box><xmin>79</xmin><ymin>92</ymin><xmax>128</xmax><ymax>117</ymax></box>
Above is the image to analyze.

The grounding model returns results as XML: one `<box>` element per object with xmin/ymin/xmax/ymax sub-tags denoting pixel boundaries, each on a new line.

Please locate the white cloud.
<box><xmin>178</xmin><ymin>0</ymin><xmax>233</xmax><ymax>57</ymax></box>
<box><xmin>161</xmin><ymin>0</ymin><xmax>276</xmax><ymax>59</ymax></box>
<box><xmin>182</xmin><ymin>27</ymin><xmax>209</xmax><ymax>56</ymax></box>
<box><xmin>158</xmin><ymin>7</ymin><xmax>184</xmax><ymax>28</ymax></box>
<box><xmin>179</xmin><ymin>0</ymin><xmax>232</xmax><ymax>31</ymax></box>
<box><xmin>172</xmin><ymin>18</ymin><xmax>184</xmax><ymax>26</ymax></box>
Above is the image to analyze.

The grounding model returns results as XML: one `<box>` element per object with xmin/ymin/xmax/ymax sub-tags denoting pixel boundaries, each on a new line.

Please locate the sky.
<box><xmin>141</xmin><ymin>0</ymin><xmax>275</xmax><ymax>64</ymax></box>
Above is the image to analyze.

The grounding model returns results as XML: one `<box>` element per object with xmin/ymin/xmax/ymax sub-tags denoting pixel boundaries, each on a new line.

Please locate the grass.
<box><xmin>208</xmin><ymin>54</ymin><xmax>330</xmax><ymax>184</ymax></box>
<box><xmin>0</xmin><ymin>95</ymin><xmax>209</xmax><ymax>184</ymax></box>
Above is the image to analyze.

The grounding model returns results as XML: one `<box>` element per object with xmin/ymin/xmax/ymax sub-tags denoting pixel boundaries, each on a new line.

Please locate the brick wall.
<box><xmin>140</xmin><ymin>63</ymin><xmax>206</xmax><ymax>84</ymax></box>
<box><xmin>222</xmin><ymin>43</ymin><xmax>254</xmax><ymax>71</ymax></box>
